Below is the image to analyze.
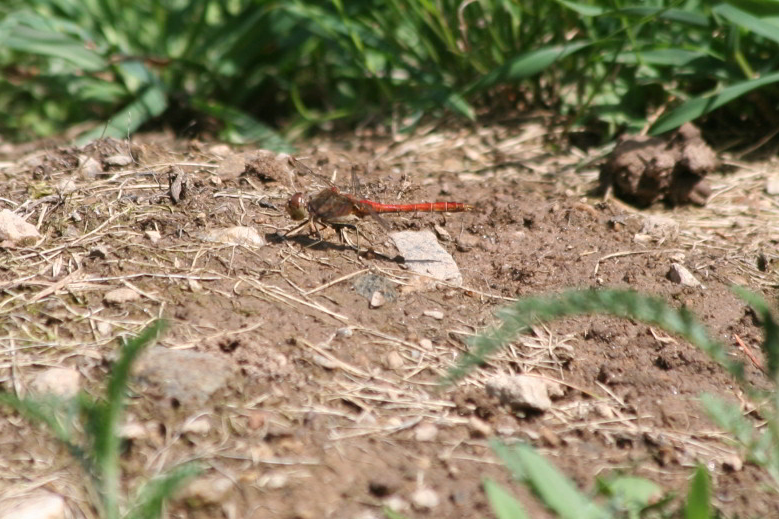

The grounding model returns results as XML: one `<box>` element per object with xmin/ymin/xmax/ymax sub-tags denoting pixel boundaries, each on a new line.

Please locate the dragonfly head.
<box><xmin>286</xmin><ymin>193</ymin><xmax>309</xmax><ymax>221</ymax></box>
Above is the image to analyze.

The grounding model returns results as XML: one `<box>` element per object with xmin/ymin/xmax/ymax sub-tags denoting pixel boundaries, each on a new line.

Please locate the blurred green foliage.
<box><xmin>1</xmin><ymin>0</ymin><xmax>779</xmax><ymax>146</ymax></box>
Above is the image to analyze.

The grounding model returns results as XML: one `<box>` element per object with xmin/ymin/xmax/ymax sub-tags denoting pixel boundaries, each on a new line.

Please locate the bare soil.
<box><xmin>1</xmin><ymin>120</ymin><xmax>778</xmax><ymax>518</ymax></box>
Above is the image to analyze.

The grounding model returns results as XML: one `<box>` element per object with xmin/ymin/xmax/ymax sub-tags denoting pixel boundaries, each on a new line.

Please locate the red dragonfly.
<box><xmin>284</xmin><ymin>158</ymin><xmax>474</xmax><ymax>249</ymax></box>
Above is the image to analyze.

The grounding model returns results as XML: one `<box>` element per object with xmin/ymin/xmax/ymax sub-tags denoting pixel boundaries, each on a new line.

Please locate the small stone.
<box><xmin>176</xmin><ymin>476</ymin><xmax>232</xmax><ymax>506</ymax></box>
<box><xmin>104</xmin><ymin>287</ymin><xmax>141</xmax><ymax>305</ymax></box>
<box><xmin>423</xmin><ymin>310</ymin><xmax>444</xmax><ymax>320</ymax></box>
<box><xmin>722</xmin><ymin>454</ymin><xmax>743</xmax><ymax>472</ymax></box>
<box><xmin>0</xmin><ymin>209</ymin><xmax>40</xmax><ymax>246</ymax></box>
<box><xmin>486</xmin><ymin>374</ymin><xmax>552</xmax><ymax>412</ymax></box>
<box><xmin>414</xmin><ymin>423</ymin><xmax>438</xmax><ymax>442</ymax></box>
<box><xmin>209</xmin><ymin>144</ymin><xmax>232</xmax><ymax>156</ymax></box>
<box><xmin>260</xmin><ymin>471</ymin><xmax>289</xmax><ymax>490</ymax></box>
<box><xmin>30</xmin><ymin>367</ymin><xmax>80</xmax><ymax>398</ymax></box>
<box><xmin>419</xmin><ymin>338</ymin><xmax>433</xmax><ymax>350</ymax></box>
<box><xmin>639</xmin><ymin>215</ymin><xmax>679</xmax><ymax>241</ymax></box>
<box><xmin>203</xmin><ymin>226</ymin><xmax>265</xmax><ymax>247</ymax></box>
<box><xmin>433</xmin><ymin>224</ymin><xmax>451</xmax><ymax>242</ymax></box>
<box><xmin>382</xmin><ymin>496</ymin><xmax>409</xmax><ymax>513</ymax></box>
<box><xmin>336</xmin><ymin>327</ymin><xmax>353</xmax><ymax>338</ymax></box>
<box><xmin>667</xmin><ymin>263</ymin><xmax>702</xmax><ymax>288</ymax></box>
<box><xmin>766</xmin><ymin>175</ymin><xmax>779</xmax><ymax>195</ymax></box>
<box><xmin>1</xmin><ymin>493</ymin><xmax>66</xmax><ymax>519</ymax></box>
<box><xmin>545</xmin><ymin>380</ymin><xmax>565</xmax><ymax>399</ymax></box>
<box><xmin>182</xmin><ymin>416</ymin><xmax>211</xmax><ymax>435</ymax></box>
<box><xmin>312</xmin><ymin>354</ymin><xmax>338</xmax><ymax>370</ymax></box>
<box><xmin>88</xmin><ymin>246</ymin><xmax>108</xmax><ymax>259</ymax></box>
<box><xmin>80</xmin><ymin>156</ymin><xmax>103</xmax><ymax>178</ymax></box>
<box><xmin>104</xmin><ymin>154</ymin><xmax>133</xmax><ymax>167</ymax></box>
<box><xmin>187</xmin><ymin>278</ymin><xmax>203</xmax><ymax>292</ymax></box>
<box><xmin>133</xmin><ymin>347</ymin><xmax>233</xmax><ymax>407</ymax></box>
<box><xmin>539</xmin><ymin>426</ymin><xmax>561</xmax><ymax>447</ymax></box>
<box><xmin>385</xmin><ymin>351</ymin><xmax>404</xmax><ymax>370</ymax></box>
<box><xmin>411</xmin><ymin>487</ymin><xmax>440</xmax><ymax>510</ymax></box>
<box><xmin>391</xmin><ymin>230</ymin><xmax>463</xmax><ymax>286</ymax></box>
<box><xmin>247</xmin><ymin>411</ymin><xmax>267</xmax><ymax>430</ymax></box>
<box><xmin>96</xmin><ymin>321</ymin><xmax>112</xmax><ymax>337</ymax></box>
<box><xmin>370</xmin><ymin>291</ymin><xmax>386</xmax><ymax>308</ymax></box>
<box><xmin>145</xmin><ymin>230</ymin><xmax>161</xmax><ymax>244</ymax></box>
<box><xmin>468</xmin><ymin>416</ymin><xmax>492</xmax><ymax>438</ymax></box>
<box><xmin>455</xmin><ymin>234</ymin><xmax>479</xmax><ymax>252</ymax></box>
<box><xmin>119</xmin><ymin>422</ymin><xmax>149</xmax><ymax>440</ymax></box>
<box><xmin>56</xmin><ymin>178</ymin><xmax>77</xmax><ymax>195</ymax></box>
<box><xmin>593</xmin><ymin>402</ymin><xmax>615</xmax><ymax>419</ymax></box>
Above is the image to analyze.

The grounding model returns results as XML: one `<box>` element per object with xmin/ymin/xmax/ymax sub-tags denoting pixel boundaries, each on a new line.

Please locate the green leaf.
<box><xmin>516</xmin><ymin>443</ymin><xmax>605</xmax><ymax>519</ymax></box>
<box><xmin>2</xmin><ymin>24</ymin><xmax>106</xmax><ymax>71</ymax></box>
<box><xmin>124</xmin><ymin>463</ymin><xmax>202</xmax><ymax>519</ymax></box>
<box><xmin>685</xmin><ymin>466</ymin><xmax>711</xmax><ymax>519</ymax></box>
<box><xmin>614</xmin><ymin>49</ymin><xmax>709</xmax><ymax>67</ymax></box>
<box><xmin>466</xmin><ymin>41</ymin><xmax>592</xmax><ymax>93</ymax></box>
<box><xmin>193</xmin><ymin>99</ymin><xmax>294</xmax><ymax>151</ymax></box>
<box><xmin>732</xmin><ymin>286</ymin><xmax>779</xmax><ymax>379</ymax></box>
<box><xmin>602</xmin><ymin>475</ymin><xmax>663</xmax><ymax>511</ymax></box>
<box><xmin>649</xmin><ymin>71</ymin><xmax>779</xmax><ymax>135</ymax></box>
<box><xmin>484</xmin><ymin>478</ymin><xmax>529</xmax><ymax>519</ymax></box>
<box><xmin>490</xmin><ymin>438</ymin><xmax>525</xmax><ymax>480</ymax></box>
<box><xmin>555</xmin><ymin>0</ymin><xmax>605</xmax><ymax>17</ymax></box>
<box><xmin>76</xmin><ymin>83</ymin><xmax>169</xmax><ymax>144</ymax></box>
<box><xmin>713</xmin><ymin>4</ymin><xmax>779</xmax><ymax>45</ymax></box>
<box><xmin>700</xmin><ymin>393</ymin><xmax>754</xmax><ymax>446</ymax></box>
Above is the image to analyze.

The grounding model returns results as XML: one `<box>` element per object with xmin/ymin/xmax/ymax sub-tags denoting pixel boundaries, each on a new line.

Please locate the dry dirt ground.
<box><xmin>1</xmin><ymin>119</ymin><xmax>779</xmax><ymax>518</ymax></box>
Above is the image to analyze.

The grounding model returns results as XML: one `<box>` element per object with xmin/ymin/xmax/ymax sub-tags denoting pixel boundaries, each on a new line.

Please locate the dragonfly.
<box><xmin>283</xmin><ymin>157</ymin><xmax>474</xmax><ymax>251</ymax></box>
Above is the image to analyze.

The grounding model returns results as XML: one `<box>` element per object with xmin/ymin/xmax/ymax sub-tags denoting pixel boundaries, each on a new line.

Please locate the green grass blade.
<box><xmin>124</xmin><ymin>463</ymin><xmax>202</xmax><ymax>519</ymax></box>
<box><xmin>555</xmin><ymin>0</ymin><xmax>605</xmax><ymax>17</ymax></box>
<box><xmin>3</xmin><ymin>24</ymin><xmax>106</xmax><ymax>70</ymax></box>
<box><xmin>713</xmin><ymin>4</ymin><xmax>779</xmax><ymax>45</ymax></box>
<box><xmin>446</xmin><ymin>289</ymin><xmax>743</xmax><ymax>385</ymax></box>
<box><xmin>732</xmin><ymin>286</ymin><xmax>779</xmax><ymax>379</ymax></box>
<box><xmin>684</xmin><ymin>466</ymin><xmax>711</xmax><ymax>519</ymax></box>
<box><xmin>193</xmin><ymin>99</ymin><xmax>294</xmax><ymax>151</ymax></box>
<box><xmin>92</xmin><ymin>320</ymin><xmax>166</xmax><ymax>518</ymax></box>
<box><xmin>0</xmin><ymin>392</ymin><xmax>74</xmax><ymax>446</ymax></box>
<box><xmin>650</xmin><ymin>71</ymin><xmax>779</xmax><ymax>135</ymax></box>
<box><xmin>76</xmin><ymin>83</ymin><xmax>168</xmax><ymax>144</ymax></box>
<box><xmin>484</xmin><ymin>478</ymin><xmax>530</xmax><ymax>519</ymax></box>
<box><xmin>700</xmin><ymin>393</ymin><xmax>755</xmax><ymax>446</ymax></box>
<box><xmin>490</xmin><ymin>438</ymin><xmax>525</xmax><ymax>480</ymax></box>
<box><xmin>515</xmin><ymin>443</ymin><xmax>605</xmax><ymax>519</ymax></box>
<box><xmin>466</xmin><ymin>40</ymin><xmax>592</xmax><ymax>93</ymax></box>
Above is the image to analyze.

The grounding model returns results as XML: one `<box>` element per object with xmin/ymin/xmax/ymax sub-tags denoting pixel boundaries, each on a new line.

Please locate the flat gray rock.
<box><xmin>390</xmin><ymin>230</ymin><xmax>462</xmax><ymax>286</ymax></box>
<box><xmin>133</xmin><ymin>347</ymin><xmax>233</xmax><ymax>407</ymax></box>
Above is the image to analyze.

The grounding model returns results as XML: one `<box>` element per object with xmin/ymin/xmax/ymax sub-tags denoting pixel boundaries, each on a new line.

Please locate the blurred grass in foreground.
<box><xmin>1</xmin><ymin>1</ymin><xmax>779</xmax><ymax>146</ymax></box>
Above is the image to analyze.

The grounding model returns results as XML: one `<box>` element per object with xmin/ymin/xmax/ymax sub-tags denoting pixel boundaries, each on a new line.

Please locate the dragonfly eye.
<box><xmin>286</xmin><ymin>193</ymin><xmax>309</xmax><ymax>221</ymax></box>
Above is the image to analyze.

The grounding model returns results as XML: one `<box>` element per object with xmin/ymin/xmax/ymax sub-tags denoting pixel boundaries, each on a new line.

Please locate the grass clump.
<box><xmin>0</xmin><ymin>320</ymin><xmax>199</xmax><ymax>519</ymax></box>
<box><xmin>2</xmin><ymin>1</ymin><xmax>779</xmax><ymax>144</ymax></box>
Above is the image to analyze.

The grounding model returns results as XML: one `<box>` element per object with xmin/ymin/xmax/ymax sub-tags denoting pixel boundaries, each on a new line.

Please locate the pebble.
<box><xmin>80</xmin><ymin>156</ymin><xmax>102</xmax><ymax>178</ymax></box>
<box><xmin>103</xmin><ymin>287</ymin><xmax>141</xmax><ymax>305</ymax></box>
<box><xmin>766</xmin><ymin>175</ymin><xmax>779</xmax><ymax>195</ymax></box>
<box><xmin>667</xmin><ymin>263</ymin><xmax>702</xmax><ymax>288</ymax></box>
<box><xmin>722</xmin><ymin>453</ymin><xmax>743</xmax><ymax>472</ymax></box>
<box><xmin>133</xmin><ymin>347</ymin><xmax>233</xmax><ymax>407</ymax></box>
<box><xmin>414</xmin><ymin>422</ymin><xmax>439</xmax><ymax>442</ymax></box>
<box><xmin>103</xmin><ymin>154</ymin><xmax>133</xmax><ymax>167</ymax></box>
<box><xmin>370</xmin><ymin>291</ymin><xmax>386</xmax><ymax>308</ymax></box>
<box><xmin>468</xmin><ymin>416</ymin><xmax>493</xmax><ymax>438</ymax></box>
<box><xmin>119</xmin><ymin>421</ymin><xmax>149</xmax><ymax>440</ymax></box>
<box><xmin>384</xmin><ymin>350</ymin><xmax>404</xmax><ymax>370</ymax></box>
<box><xmin>418</xmin><ymin>338</ymin><xmax>433</xmax><ymax>350</ymax></box>
<box><xmin>639</xmin><ymin>215</ymin><xmax>679</xmax><ymax>241</ymax></box>
<box><xmin>312</xmin><ymin>354</ymin><xmax>338</xmax><ymax>370</ymax></box>
<box><xmin>144</xmin><ymin>230</ymin><xmax>161</xmax><ymax>244</ymax></box>
<box><xmin>30</xmin><ymin>367</ymin><xmax>80</xmax><ymax>398</ymax></box>
<box><xmin>96</xmin><ymin>321</ymin><xmax>112</xmax><ymax>336</ymax></box>
<box><xmin>391</xmin><ymin>230</ymin><xmax>463</xmax><ymax>286</ymax></box>
<box><xmin>1</xmin><ymin>493</ymin><xmax>65</xmax><ymax>519</ymax></box>
<box><xmin>0</xmin><ymin>209</ymin><xmax>40</xmax><ymax>246</ymax></box>
<box><xmin>382</xmin><ymin>496</ymin><xmax>409</xmax><ymax>513</ymax></box>
<box><xmin>411</xmin><ymin>487</ymin><xmax>440</xmax><ymax>510</ymax></box>
<box><xmin>182</xmin><ymin>416</ymin><xmax>212</xmax><ymax>435</ymax></box>
<box><xmin>486</xmin><ymin>374</ymin><xmax>552</xmax><ymax>412</ymax></box>
<box><xmin>423</xmin><ymin>310</ymin><xmax>444</xmax><ymax>320</ymax></box>
<box><xmin>203</xmin><ymin>226</ymin><xmax>265</xmax><ymax>247</ymax></box>
<box><xmin>176</xmin><ymin>476</ymin><xmax>233</xmax><ymax>506</ymax></box>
